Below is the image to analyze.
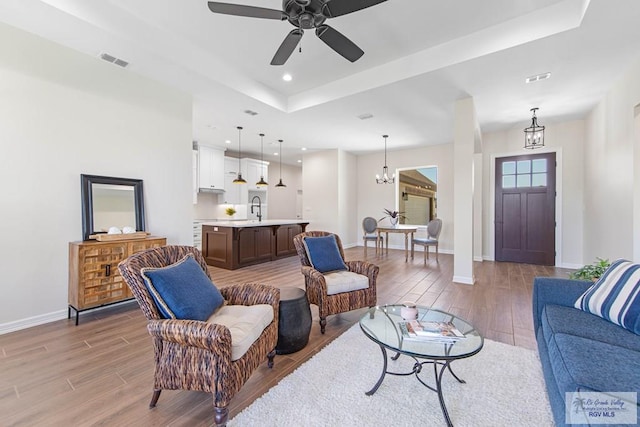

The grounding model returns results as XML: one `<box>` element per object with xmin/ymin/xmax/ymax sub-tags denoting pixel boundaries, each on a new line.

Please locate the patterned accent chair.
<box><xmin>293</xmin><ymin>231</ymin><xmax>378</xmax><ymax>334</ymax></box>
<box><xmin>118</xmin><ymin>245</ymin><xmax>279</xmax><ymax>427</ymax></box>
<box><xmin>411</xmin><ymin>218</ymin><xmax>442</xmax><ymax>263</ymax></box>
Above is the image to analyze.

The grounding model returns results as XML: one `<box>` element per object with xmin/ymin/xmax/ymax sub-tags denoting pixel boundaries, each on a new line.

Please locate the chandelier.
<box><xmin>375</xmin><ymin>135</ymin><xmax>395</xmax><ymax>184</ymax></box>
<box><xmin>524</xmin><ymin>108</ymin><xmax>545</xmax><ymax>149</ymax></box>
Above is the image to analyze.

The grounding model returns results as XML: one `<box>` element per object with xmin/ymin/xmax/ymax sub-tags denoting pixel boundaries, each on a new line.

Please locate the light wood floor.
<box><xmin>0</xmin><ymin>247</ymin><xmax>570</xmax><ymax>426</ymax></box>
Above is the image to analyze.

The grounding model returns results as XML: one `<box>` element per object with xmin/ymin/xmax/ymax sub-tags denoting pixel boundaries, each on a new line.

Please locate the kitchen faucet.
<box><xmin>250</xmin><ymin>195</ymin><xmax>262</xmax><ymax>222</ymax></box>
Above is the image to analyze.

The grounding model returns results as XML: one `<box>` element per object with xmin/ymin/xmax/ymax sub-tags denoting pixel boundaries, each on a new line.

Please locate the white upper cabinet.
<box><xmin>219</xmin><ymin>157</ymin><xmax>243</xmax><ymax>205</ymax></box>
<box><xmin>198</xmin><ymin>145</ymin><xmax>225</xmax><ymax>191</ymax></box>
<box><xmin>243</xmin><ymin>158</ymin><xmax>269</xmax><ymax>192</ymax></box>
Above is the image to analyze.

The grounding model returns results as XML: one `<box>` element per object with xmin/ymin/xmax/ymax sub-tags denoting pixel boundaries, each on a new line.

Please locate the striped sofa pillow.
<box><xmin>575</xmin><ymin>259</ymin><xmax>640</xmax><ymax>334</ymax></box>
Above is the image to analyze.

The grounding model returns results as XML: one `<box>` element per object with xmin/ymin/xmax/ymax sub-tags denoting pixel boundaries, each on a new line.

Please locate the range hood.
<box><xmin>199</xmin><ymin>187</ymin><xmax>225</xmax><ymax>194</ymax></box>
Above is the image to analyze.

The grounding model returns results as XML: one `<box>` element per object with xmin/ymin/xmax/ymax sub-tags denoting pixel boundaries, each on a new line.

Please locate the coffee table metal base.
<box><xmin>365</xmin><ymin>344</ymin><xmax>465</xmax><ymax>427</ymax></box>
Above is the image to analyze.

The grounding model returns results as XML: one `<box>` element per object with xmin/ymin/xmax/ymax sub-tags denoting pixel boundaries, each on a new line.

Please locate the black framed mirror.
<box><xmin>81</xmin><ymin>174</ymin><xmax>145</xmax><ymax>240</ymax></box>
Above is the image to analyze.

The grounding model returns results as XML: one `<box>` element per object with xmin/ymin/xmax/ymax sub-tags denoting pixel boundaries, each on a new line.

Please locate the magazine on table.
<box><xmin>398</xmin><ymin>319</ymin><xmax>465</xmax><ymax>342</ymax></box>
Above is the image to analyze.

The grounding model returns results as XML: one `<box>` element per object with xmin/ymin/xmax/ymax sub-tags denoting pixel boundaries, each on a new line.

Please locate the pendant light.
<box><xmin>524</xmin><ymin>108</ymin><xmax>545</xmax><ymax>149</ymax></box>
<box><xmin>232</xmin><ymin>126</ymin><xmax>247</xmax><ymax>184</ymax></box>
<box><xmin>275</xmin><ymin>139</ymin><xmax>287</xmax><ymax>188</ymax></box>
<box><xmin>256</xmin><ymin>133</ymin><xmax>268</xmax><ymax>187</ymax></box>
<box><xmin>375</xmin><ymin>134</ymin><xmax>395</xmax><ymax>184</ymax></box>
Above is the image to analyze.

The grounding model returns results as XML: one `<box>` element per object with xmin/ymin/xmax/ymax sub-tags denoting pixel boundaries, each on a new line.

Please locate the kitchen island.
<box><xmin>201</xmin><ymin>220</ymin><xmax>309</xmax><ymax>270</ymax></box>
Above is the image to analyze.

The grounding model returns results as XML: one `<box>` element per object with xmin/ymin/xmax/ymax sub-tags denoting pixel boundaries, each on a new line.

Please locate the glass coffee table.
<box><xmin>359</xmin><ymin>305</ymin><xmax>484</xmax><ymax>427</ymax></box>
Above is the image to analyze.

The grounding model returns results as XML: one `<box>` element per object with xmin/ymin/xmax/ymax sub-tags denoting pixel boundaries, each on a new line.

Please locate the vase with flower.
<box><xmin>380</xmin><ymin>209</ymin><xmax>406</xmax><ymax>227</ymax></box>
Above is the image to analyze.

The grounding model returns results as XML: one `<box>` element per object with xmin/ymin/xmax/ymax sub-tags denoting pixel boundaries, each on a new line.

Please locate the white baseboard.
<box><xmin>559</xmin><ymin>262</ymin><xmax>582</xmax><ymax>269</ymax></box>
<box><xmin>453</xmin><ymin>276</ymin><xmax>475</xmax><ymax>285</ymax></box>
<box><xmin>473</xmin><ymin>256</ymin><xmax>483</xmax><ymax>262</ymax></box>
<box><xmin>0</xmin><ymin>309</ymin><xmax>67</xmax><ymax>335</ymax></box>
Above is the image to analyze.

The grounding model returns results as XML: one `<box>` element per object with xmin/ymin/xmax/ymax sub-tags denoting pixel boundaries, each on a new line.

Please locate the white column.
<box><xmin>453</xmin><ymin>98</ymin><xmax>478</xmax><ymax>284</ymax></box>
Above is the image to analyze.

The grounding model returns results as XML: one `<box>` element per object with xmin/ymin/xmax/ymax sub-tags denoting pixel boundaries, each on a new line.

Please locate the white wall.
<box><xmin>584</xmin><ymin>58</ymin><xmax>640</xmax><ymax>262</ymax></box>
<box><xmin>302</xmin><ymin>149</ymin><xmax>357</xmax><ymax>245</ymax></box>
<box><xmin>357</xmin><ymin>143</ymin><xmax>454</xmax><ymax>251</ymax></box>
<box><xmin>303</xmin><ymin>150</ymin><xmax>339</xmax><ymax>233</ymax></box>
<box><xmin>267</xmin><ymin>163</ymin><xmax>302</xmax><ymax>219</ymax></box>
<box><xmin>339</xmin><ymin>150</ymin><xmax>358</xmax><ymax>245</ymax></box>
<box><xmin>0</xmin><ymin>23</ymin><xmax>193</xmax><ymax>328</ymax></box>
<box><xmin>481</xmin><ymin>120</ymin><xmax>585</xmax><ymax>267</ymax></box>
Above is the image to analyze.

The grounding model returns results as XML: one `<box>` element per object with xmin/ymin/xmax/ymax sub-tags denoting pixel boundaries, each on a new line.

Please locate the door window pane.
<box><xmin>517</xmin><ymin>160</ymin><xmax>531</xmax><ymax>174</ymax></box>
<box><xmin>502</xmin><ymin>176</ymin><xmax>516</xmax><ymax>188</ymax></box>
<box><xmin>502</xmin><ymin>161</ymin><xmax>516</xmax><ymax>175</ymax></box>
<box><xmin>517</xmin><ymin>174</ymin><xmax>531</xmax><ymax>187</ymax></box>
<box><xmin>532</xmin><ymin>173</ymin><xmax>547</xmax><ymax>187</ymax></box>
<box><xmin>532</xmin><ymin>159</ymin><xmax>547</xmax><ymax>173</ymax></box>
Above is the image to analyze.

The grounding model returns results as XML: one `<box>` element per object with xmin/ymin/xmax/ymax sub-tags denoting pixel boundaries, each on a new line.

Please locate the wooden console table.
<box><xmin>376</xmin><ymin>225</ymin><xmax>418</xmax><ymax>262</ymax></box>
<box><xmin>68</xmin><ymin>236</ymin><xmax>166</xmax><ymax>324</ymax></box>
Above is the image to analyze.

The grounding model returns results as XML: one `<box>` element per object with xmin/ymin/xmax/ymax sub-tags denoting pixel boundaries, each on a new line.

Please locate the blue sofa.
<box><xmin>532</xmin><ymin>277</ymin><xmax>640</xmax><ymax>426</ymax></box>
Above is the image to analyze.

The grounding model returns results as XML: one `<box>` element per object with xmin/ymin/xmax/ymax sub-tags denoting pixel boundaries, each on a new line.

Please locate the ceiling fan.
<box><xmin>207</xmin><ymin>0</ymin><xmax>387</xmax><ymax>65</ymax></box>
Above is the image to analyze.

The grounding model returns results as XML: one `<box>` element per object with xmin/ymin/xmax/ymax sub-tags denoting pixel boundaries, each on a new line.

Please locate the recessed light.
<box><xmin>297</xmin><ymin>159</ymin><xmax>302</xmax><ymax>163</ymax></box>
<box><xmin>274</xmin><ymin>152</ymin><xmax>279</xmax><ymax>156</ymax></box>
<box><xmin>301</xmin><ymin>147</ymin><xmax>307</xmax><ymax>151</ymax></box>
<box><xmin>225</xmin><ymin>140</ymin><xmax>231</xmax><ymax>144</ymax></box>
<box><xmin>282</xmin><ymin>73</ymin><xmax>292</xmax><ymax>82</ymax></box>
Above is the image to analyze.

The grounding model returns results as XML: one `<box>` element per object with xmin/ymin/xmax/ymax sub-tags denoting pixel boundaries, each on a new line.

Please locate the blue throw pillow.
<box><xmin>575</xmin><ymin>259</ymin><xmax>640</xmax><ymax>335</ymax></box>
<box><xmin>141</xmin><ymin>254</ymin><xmax>224</xmax><ymax>321</ymax></box>
<box><xmin>303</xmin><ymin>235</ymin><xmax>348</xmax><ymax>273</ymax></box>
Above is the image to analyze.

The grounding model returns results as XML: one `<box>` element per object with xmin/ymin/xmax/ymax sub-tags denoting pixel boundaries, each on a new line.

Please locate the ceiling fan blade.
<box><xmin>271</xmin><ymin>29</ymin><xmax>304</xmax><ymax>66</ymax></box>
<box><xmin>315</xmin><ymin>25</ymin><xmax>364</xmax><ymax>62</ymax></box>
<box><xmin>207</xmin><ymin>2</ymin><xmax>285</xmax><ymax>20</ymax></box>
<box><xmin>322</xmin><ymin>0</ymin><xmax>387</xmax><ymax>18</ymax></box>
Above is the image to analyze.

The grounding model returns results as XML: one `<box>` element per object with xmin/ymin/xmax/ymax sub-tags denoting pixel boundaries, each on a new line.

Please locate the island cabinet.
<box><xmin>202</xmin><ymin>221</ymin><xmax>308</xmax><ymax>270</ymax></box>
<box><xmin>68</xmin><ymin>236</ymin><xmax>166</xmax><ymax>324</ymax></box>
<box><xmin>275</xmin><ymin>223</ymin><xmax>305</xmax><ymax>257</ymax></box>
<box><xmin>238</xmin><ymin>227</ymin><xmax>273</xmax><ymax>265</ymax></box>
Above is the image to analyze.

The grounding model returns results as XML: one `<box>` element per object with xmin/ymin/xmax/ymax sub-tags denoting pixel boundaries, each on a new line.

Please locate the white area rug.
<box><xmin>230</xmin><ymin>324</ymin><xmax>554</xmax><ymax>427</ymax></box>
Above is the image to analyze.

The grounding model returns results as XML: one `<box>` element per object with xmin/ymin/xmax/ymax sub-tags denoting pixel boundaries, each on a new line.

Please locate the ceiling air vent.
<box><xmin>100</xmin><ymin>52</ymin><xmax>129</xmax><ymax>68</ymax></box>
<box><xmin>525</xmin><ymin>72</ymin><xmax>551</xmax><ymax>83</ymax></box>
<box><xmin>357</xmin><ymin>113</ymin><xmax>374</xmax><ymax>120</ymax></box>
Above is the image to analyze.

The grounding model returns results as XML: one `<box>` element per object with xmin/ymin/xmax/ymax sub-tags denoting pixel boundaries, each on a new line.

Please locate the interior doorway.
<box><xmin>495</xmin><ymin>152</ymin><xmax>556</xmax><ymax>265</ymax></box>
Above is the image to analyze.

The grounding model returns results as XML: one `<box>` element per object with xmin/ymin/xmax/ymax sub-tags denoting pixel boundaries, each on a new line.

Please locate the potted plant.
<box><xmin>225</xmin><ymin>207</ymin><xmax>237</xmax><ymax>218</ymax></box>
<box><xmin>379</xmin><ymin>209</ymin><xmax>406</xmax><ymax>226</ymax></box>
<box><xmin>569</xmin><ymin>257</ymin><xmax>611</xmax><ymax>281</ymax></box>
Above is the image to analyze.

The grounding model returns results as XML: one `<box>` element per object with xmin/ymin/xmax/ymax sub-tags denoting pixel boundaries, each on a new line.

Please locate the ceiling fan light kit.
<box><xmin>524</xmin><ymin>108</ymin><xmax>545</xmax><ymax>149</ymax></box>
<box><xmin>207</xmin><ymin>0</ymin><xmax>387</xmax><ymax>65</ymax></box>
<box><xmin>376</xmin><ymin>134</ymin><xmax>395</xmax><ymax>184</ymax></box>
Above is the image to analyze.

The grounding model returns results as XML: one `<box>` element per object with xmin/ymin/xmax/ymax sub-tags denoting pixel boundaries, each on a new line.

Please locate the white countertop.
<box><xmin>200</xmin><ymin>219</ymin><xmax>308</xmax><ymax>227</ymax></box>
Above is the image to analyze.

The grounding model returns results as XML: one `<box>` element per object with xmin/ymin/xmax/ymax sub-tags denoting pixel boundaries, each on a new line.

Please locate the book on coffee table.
<box><xmin>398</xmin><ymin>320</ymin><xmax>465</xmax><ymax>342</ymax></box>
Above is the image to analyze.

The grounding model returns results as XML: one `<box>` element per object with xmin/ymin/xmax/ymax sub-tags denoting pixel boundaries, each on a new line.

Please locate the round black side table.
<box><xmin>276</xmin><ymin>287</ymin><xmax>312</xmax><ymax>355</ymax></box>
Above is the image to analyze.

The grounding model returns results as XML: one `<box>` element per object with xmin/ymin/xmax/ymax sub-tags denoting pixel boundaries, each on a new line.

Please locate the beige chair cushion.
<box><xmin>324</xmin><ymin>271</ymin><xmax>369</xmax><ymax>295</ymax></box>
<box><xmin>207</xmin><ymin>304</ymin><xmax>274</xmax><ymax>361</ymax></box>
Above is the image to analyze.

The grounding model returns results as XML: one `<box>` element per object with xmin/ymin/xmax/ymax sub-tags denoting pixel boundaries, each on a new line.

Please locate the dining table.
<box><xmin>376</xmin><ymin>224</ymin><xmax>418</xmax><ymax>262</ymax></box>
